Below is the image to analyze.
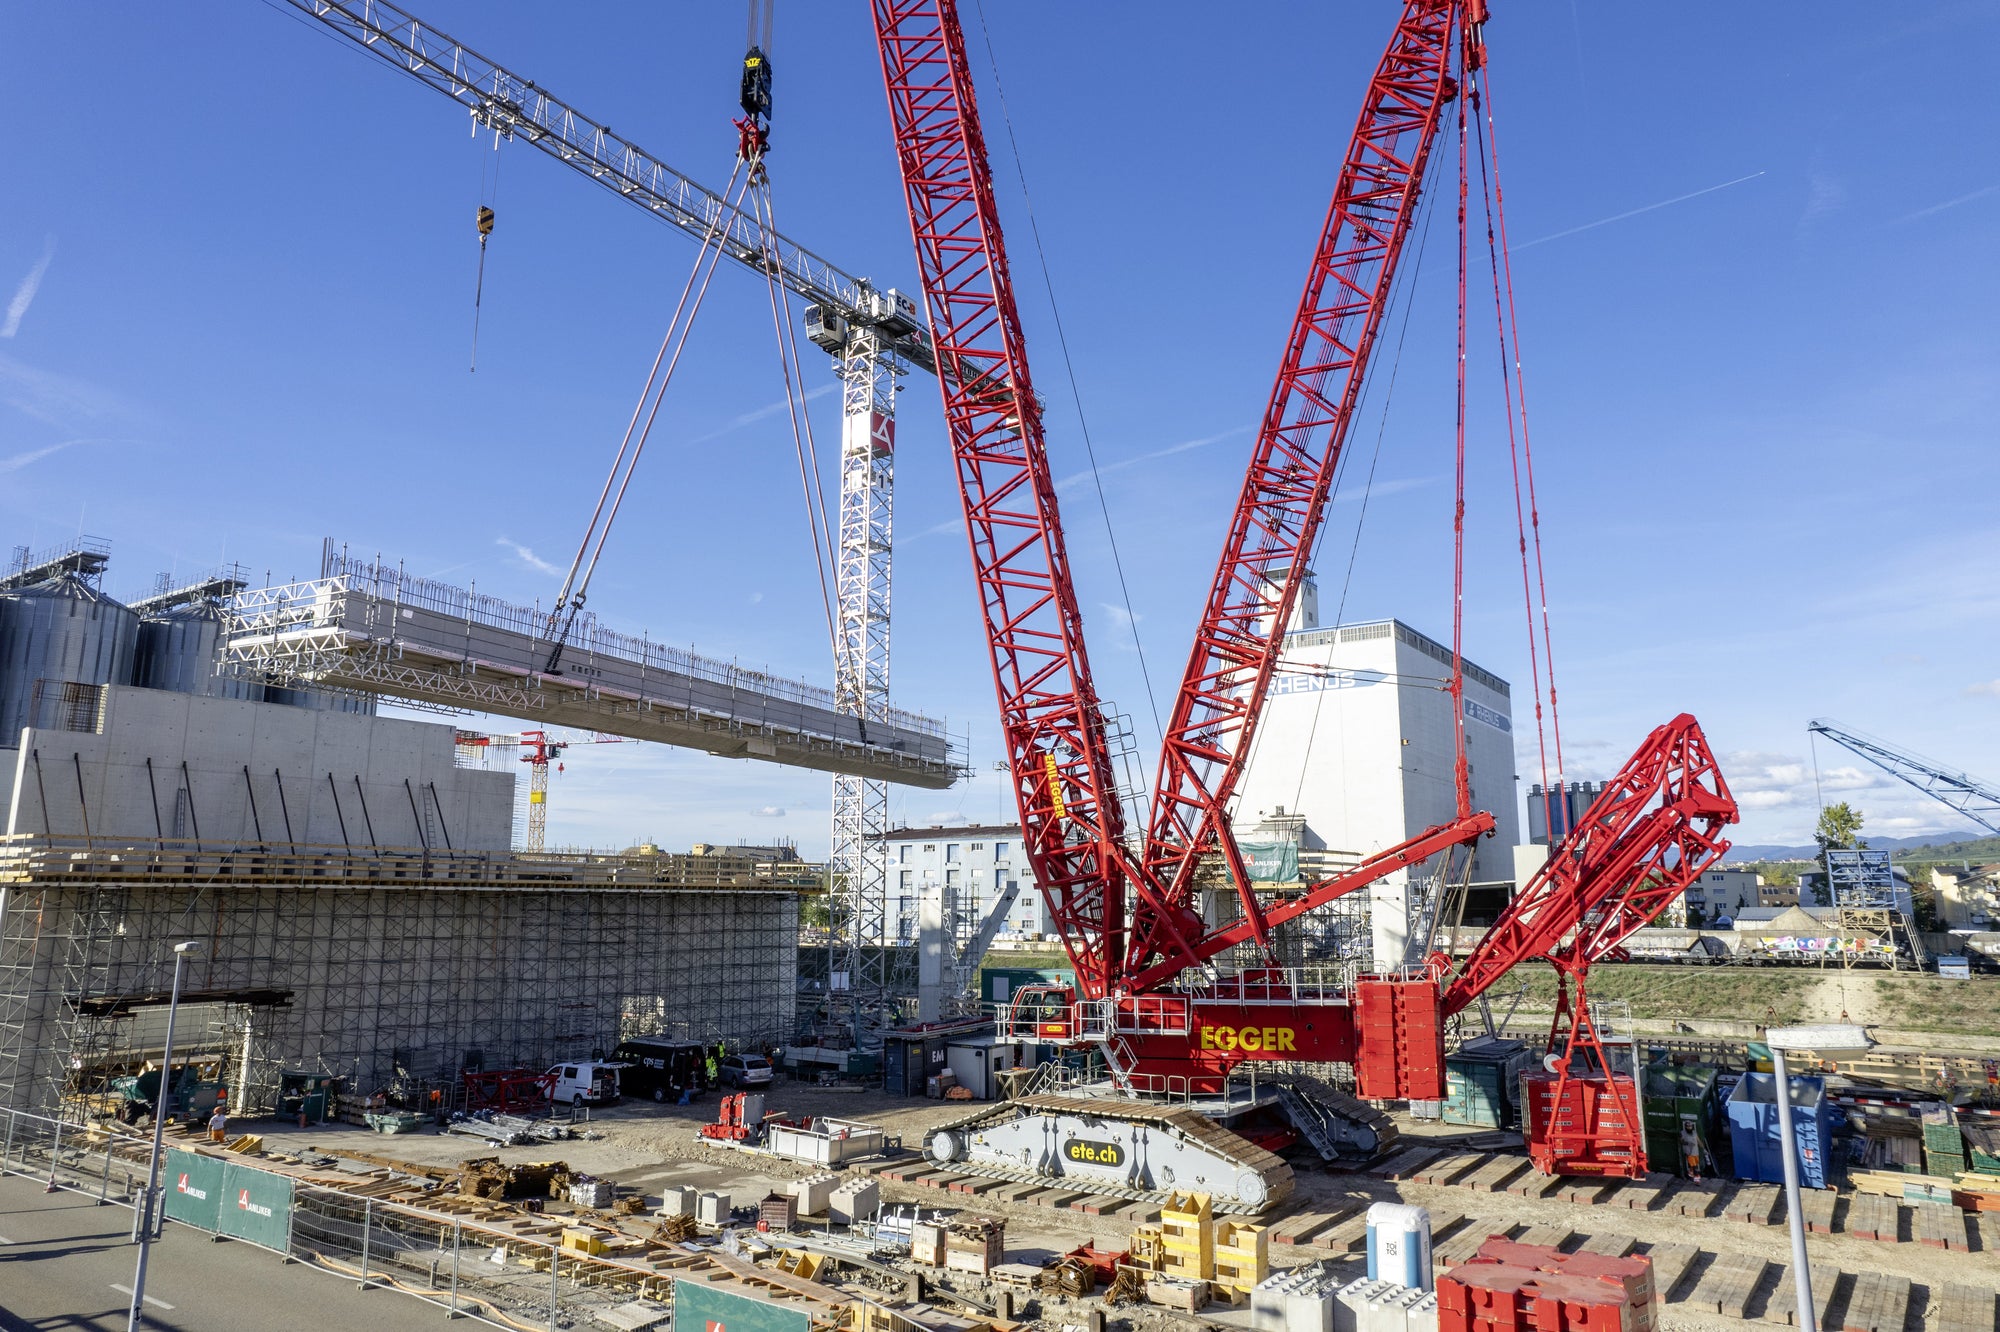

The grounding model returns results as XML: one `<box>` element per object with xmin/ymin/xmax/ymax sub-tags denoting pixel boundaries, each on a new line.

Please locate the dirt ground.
<box><xmin>276</xmin><ymin>1081</ymin><xmax>2000</xmax><ymax>1332</ymax></box>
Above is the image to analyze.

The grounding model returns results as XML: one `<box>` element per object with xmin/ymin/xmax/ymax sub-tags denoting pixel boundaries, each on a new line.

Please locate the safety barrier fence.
<box><xmin>0</xmin><ymin>1105</ymin><xmax>684</xmax><ymax>1331</ymax></box>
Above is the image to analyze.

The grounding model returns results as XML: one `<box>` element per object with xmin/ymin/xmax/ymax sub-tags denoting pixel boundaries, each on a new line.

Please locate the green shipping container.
<box><xmin>1642</xmin><ymin>1063</ymin><xmax>1720</xmax><ymax>1179</ymax></box>
<box><xmin>1444</xmin><ymin>1038</ymin><xmax>1532</xmax><ymax>1130</ymax></box>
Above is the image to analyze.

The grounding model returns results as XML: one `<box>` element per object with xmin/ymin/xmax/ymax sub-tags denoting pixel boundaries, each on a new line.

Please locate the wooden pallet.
<box><xmin>1507</xmin><ymin>1171</ymin><xmax>1566</xmax><ymax>1200</ymax></box>
<box><xmin>1724</xmin><ymin>1184</ymin><xmax>1784</xmax><ymax>1225</ymax></box>
<box><xmin>1374</xmin><ymin>1146</ymin><xmax>1442</xmax><ymax>1180</ymax></box>
<box><xmin>1800</xmin><ymin>1189</ymin><xmax>1838</xmax><ymax>1234</ymax></box>
<box><xmin>1840</xmin><ymin>1271</ymin><xmax>1913</xmax><ymax>1332</ymax></box>
<box><xmin>1458</xmin><ymin>1156</ymin><xmax>1530</xmax><ymax>1194</ymax></box>
<box><xmin>1641</xmin><ymin>1243</ymin><xmax>1699</xmax><ymax>1301</ymax></box>
<box><xmin>1915</xmin><ymin>1201</ymin><xmax>1972</xmax><ymax>1251</ymax></box>
<box><xmin>1269</xmin><ymin>1208</ymin><xmax>1350</xmax><ymax>1247</ymax></box>
<box><xmin>1687</xmin><ymin>1252</ymin><xmax>1770</xmax><ymax>1319</ymax></box>
<box><xmin>1514</xmin><ymin>1224</ymin><xmax>1572</xmax><ymax>1250</ymax></box>
<box><xmin>1845</xmin><ymin>1192</ymin><xmax>1902</xmax><ymax>1243</ymax></box>
<box><xmin>1415</xmin><ymin>1153</ymin><xmax>1489</xmax><ymax>1186</ymax></box>
<box><xmin>1760</xmin><ymin>1263</ymin><xmax>1843</xmax><ymax>1328</ymax></box>
<box><xmin>1936</xmin><ymin>1282</ymin><xmax>2000</xmax><ymax>1332</ymax></box>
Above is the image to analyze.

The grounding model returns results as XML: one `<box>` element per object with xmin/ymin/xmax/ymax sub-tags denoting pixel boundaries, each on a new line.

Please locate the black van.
<box><xmin>612</xmin><ymin>1038</ymin><xmax>713</xmax><ymax>1103</ymax></box>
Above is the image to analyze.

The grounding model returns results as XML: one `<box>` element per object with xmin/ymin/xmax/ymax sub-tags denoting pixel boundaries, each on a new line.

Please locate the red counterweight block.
<box><xmin>1353</xmin><ymin>975</ymin><xmax>1447</xmax><ymax>1101</ymax></box>
<box><xmin>1440</xmin><ymin>1237</ymin><xmax>1656</xmax><ymax>1332</ymax></box>
<box><xmin>1520</xmin><ymin>1071</ymin><xmax>1648</xmax><ymax>1179</ymax></box>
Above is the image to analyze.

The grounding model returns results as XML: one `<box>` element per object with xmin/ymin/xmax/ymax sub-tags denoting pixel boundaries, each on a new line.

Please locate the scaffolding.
<box><xmin>0</xmin><ymin>835</ymin><xmax>804</xmax><ymax>1116</ymax></box>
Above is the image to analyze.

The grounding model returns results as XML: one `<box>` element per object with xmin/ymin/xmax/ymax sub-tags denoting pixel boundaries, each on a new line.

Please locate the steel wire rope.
<box><xmin>1254</xmin><ymin>151</ymin><xmax>1444</xmax><ymax>831</ymax></box>
<box><xmin>470</xmin><ymin>119</ymin><xmax>503</xmax><ymax>372</ymax></box>
<box><xmin>968</xmin><ymin>0</ymin><xmax>1163</xmax><ymax>754</ymax></box>
<box><xmin>543</xmin><ymin>158</ymin><xmax>751</xmax><ymax>664</ymax></box>
<box><xmin>1472</xmin><ymin>62</ymin><xmax>1566</xmax><ymax>798</ymax></box>
<box><xmin>747</xmin><ymin>171</ymin><xmax>841</xmax><ymax>658</ymax></box>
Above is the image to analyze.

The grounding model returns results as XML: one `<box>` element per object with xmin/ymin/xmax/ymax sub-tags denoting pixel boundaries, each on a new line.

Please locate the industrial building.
<box><xmin>1230</xmin><ymin>603</ymin><xmax>1521</xmax><ymax>966</ymax></box>
<box><xmin>875</xmin><ymin>823</ymin><xmax>1051</xmax><ymax>940</ymax></box>
<box><xmin>0</xmin><ymin>538</ymin><xmax>809</xmax><ymax>1116</ymax></box>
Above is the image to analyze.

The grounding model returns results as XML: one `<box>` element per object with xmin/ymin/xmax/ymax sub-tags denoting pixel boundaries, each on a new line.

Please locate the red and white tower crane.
<box><xmin>455</xmin><ymin>728</ymin><xmax>626</xmax><ymax>853</ymax></box>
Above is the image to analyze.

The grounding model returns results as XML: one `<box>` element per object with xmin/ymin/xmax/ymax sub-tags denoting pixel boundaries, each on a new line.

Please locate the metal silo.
<box><xmin>133</xmin><ymin>602</ymin><xmax>262</xmax><ymax>701</ymax></box>
<box><xmin>0</xmin><ymin>572</ymin><xmax>139</xmax><ymax>743</ymax></box>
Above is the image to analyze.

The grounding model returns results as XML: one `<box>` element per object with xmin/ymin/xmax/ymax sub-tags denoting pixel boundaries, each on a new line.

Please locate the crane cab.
<box><xmin>1002</xmin><ymin>983</ymin><xmax>1080</xmax><ymax>1042</ymax></box>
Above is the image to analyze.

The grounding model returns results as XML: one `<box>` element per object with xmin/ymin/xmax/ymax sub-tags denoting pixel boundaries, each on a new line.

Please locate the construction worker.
<box><xmin>208</xmin><ymin>1102</ymin><xmax>228</xmax><ymax>1144</ymax></box>
<box><xmin>705</xmin><ymin>1048</ymin><xmax>721</xmax><ymax>1088</ymax></box>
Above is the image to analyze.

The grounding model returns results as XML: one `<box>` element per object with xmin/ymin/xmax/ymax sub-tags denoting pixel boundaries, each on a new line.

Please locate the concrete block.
<box><xmin>829</xmin><ymin>1178</ymin><xmax>879</xmax><ymax>1225</ymax></box>
<box><xmin>659</xmin><ymin>1186</ymin><xmax>699</xmax><ymax>1217</ymax></box>
<box><xmin>696</xmin><ymin>1191</ymin><xmax>731</xmax><ymax>1226</ymax></box>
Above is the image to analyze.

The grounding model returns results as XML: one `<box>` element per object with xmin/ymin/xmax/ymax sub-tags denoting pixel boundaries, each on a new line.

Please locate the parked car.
<box><xmin>718</xmin><ymin>1053</ymin><xmax>774</xmax><ymax>1088</ymax></box>
<box><xmin>545</xmin><ymin>1060</ymin><xmax>621</xmax><ymax>1107</ymax></box>
<box><xmin>611</xmin><ymin>1038</ymin><xmax>712</xmax><ymax>1103</ymax></box>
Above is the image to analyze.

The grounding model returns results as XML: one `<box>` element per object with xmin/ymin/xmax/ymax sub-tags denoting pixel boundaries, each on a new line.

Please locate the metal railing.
<box><xmin>0</xmin><ymin>833</ymin><xmax>820</xmax><ymax>891</ymax></box>
<box><xmin>0</xmin><ymin>1103</ymin><xmax>793</xmax><ymax>1331</ymax></box>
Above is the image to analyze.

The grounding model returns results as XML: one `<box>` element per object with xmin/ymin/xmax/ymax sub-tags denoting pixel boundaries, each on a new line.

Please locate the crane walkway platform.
<box><xmin>221</xmin><ymin>558</ymin><xmax>957</xmax><ymax>789</ymax></box>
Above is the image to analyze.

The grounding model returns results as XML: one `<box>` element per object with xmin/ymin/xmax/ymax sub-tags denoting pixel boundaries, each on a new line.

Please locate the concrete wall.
<box><xmin>4</xmin><ymin>685</ymin><xmax>514</xmax><ymax>851</ymax></box>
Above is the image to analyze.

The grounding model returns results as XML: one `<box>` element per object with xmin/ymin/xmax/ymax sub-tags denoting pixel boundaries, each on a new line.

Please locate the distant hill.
<box><xmin>1724</xmin><ymin>831</ymin><xmax>1998</xmax><ymax>863</ymax></box>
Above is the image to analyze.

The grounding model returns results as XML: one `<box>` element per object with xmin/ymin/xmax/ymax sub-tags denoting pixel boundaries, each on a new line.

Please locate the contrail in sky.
<box><xmin>1</xmin><ymin>239</ymin><xmax>56</xmax><ymax>338</ymax></box>
<box><xmin>1511</xmin><ymin>171</ymin><xmax>1766</xmax><ymax>252</ymax></box>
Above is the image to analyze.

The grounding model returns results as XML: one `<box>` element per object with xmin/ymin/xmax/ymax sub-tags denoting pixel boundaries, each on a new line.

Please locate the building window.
<box><xmin>971</xmin><ymin>842</ymin><xmax>985</xmax><ymax>851</ymax></box>
<box><xmin>898</xmin><ymin>845</ymin><xmax>910</xmax><ymax>863</ymax></box>
<box><xmin>946</xmin><ymin>870</ymin><xmax>960</xmax><ymax>888</ymax></box>
<box><xmin>995</xmin><ymin>842</ymin><xmax>1010</xmax><ymax>860</ymax></box>
<box><xmin>899</xmin><ymin>871</ymin><xmax>912</xmax><ymax>893</ymax></box>
<box><xmin>946</xmin><ymin>843</ymin><xmax>961</xmax><ymax>862</ymax></box>
<box><xmin>923</xmin><ymin>844</ymin><xmax>935</xmax><ymax>852</ymax></box>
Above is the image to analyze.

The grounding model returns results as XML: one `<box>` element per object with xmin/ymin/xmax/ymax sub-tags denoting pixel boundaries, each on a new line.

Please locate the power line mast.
<box><xmin>281</xmin><ymin>0</ymin><xmax>933</xmax><ymax>1024</ymax></box>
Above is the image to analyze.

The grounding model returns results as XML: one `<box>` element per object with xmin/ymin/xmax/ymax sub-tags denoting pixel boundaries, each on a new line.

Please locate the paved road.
<box><xmin>0</xmin><ymin>1170</ymin><xmax>447</xmax><ymax>1331</ymax></box>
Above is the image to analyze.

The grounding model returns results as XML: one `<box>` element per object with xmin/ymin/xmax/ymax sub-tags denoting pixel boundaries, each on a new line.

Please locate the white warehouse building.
<box><xmin>1231</xmin><ymin>601</ymin><xmax>1520</xmax><ymax>967</ymax></box>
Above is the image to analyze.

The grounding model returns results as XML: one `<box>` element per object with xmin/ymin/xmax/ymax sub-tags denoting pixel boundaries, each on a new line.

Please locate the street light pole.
<box><xmin>1764</xmin><ymin>1023</ymin><xmax>1874</xmax><ymax>1332</ymax></box>
<box><xmin>128</xmin><ymin>940</ymin><xmax>200</xmax><ymax>1332</ymax></box>
<box><xmin>1769</xmin><ymin>1043</ymin><xmax>1815</xmax><ymax>1332</ymax></box>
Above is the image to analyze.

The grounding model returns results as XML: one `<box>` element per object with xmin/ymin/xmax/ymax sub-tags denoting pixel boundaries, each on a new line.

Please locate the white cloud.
<box><xmin>495</xmin><ymin>537</ymin><xmax>559</xmax><ymax>577</ymax></box>
<box><xmin>1</xmin><ymin>239</ymin><xmax>55</xmax><ymax>339</ymax></box>
<box><xmin>1738</xmin><ymin>790</ymin><xmax>1799</xmax><ymax>810</ymax></box>
<box><xmin>1053</xmin><ymin>424</ymin><xmax>1250</xmax><ymax>494</ymax></box>
<box><xmin>0</xmin><ymin>440</ymin><xmax>78</xmax><ymax>474</ymax></box>
<box><xmin>748</xmin><ymin>591</ymin><xmax>765</xmax><ymax>604</ymax></box>
<box><xmin>1894</xmin><ymin>183</ymin><xmax>1999</xmax><ymax>225</ymax></box>
<box><xmin>0</xmin><ymin>352</ymin><xmax>125</xmax><ymax>430</ymax></box>
<box><xmin>1968</xmin><ymin>679</ymin><xmax>2000</xmax><ymax>698</ymax></box>
<box><xmin>751</xmin><ymin>805</ymin><xmax>786</xmax><ymax>818</ymax></box>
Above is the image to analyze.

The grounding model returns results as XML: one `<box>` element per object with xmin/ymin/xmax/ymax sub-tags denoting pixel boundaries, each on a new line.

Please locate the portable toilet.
<box><xmin>1365</xmin><ymin>1202</ymin><xmax>1432</xmax><ymax>1292</ymax></box>
<box><xmin>1726</xmin><ymin>1072</ymin><xmax>1834</xmax><ymax>1188</ymax></box>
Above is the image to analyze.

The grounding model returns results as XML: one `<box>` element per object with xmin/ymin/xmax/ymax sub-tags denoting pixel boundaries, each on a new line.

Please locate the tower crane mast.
<box><xmin>280</xmin><ymin>0</ymin><xmax>928</xmax><ymax>1019</ymax></box>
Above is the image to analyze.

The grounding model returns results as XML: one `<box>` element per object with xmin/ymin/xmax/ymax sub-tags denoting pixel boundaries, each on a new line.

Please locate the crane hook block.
<box><xmin>740</xmin><ymin>46</ymin><xmax>773</xmax><ymax>124</ymax></box>
<box><xmin>476</xmin><ymin>205</ymin><xmax>496</xmax><ymax>240</ymax></box>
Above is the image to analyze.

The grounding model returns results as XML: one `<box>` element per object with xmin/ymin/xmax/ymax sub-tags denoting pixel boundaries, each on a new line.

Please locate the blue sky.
<box><xmin>2</xmin><ymin>3</ymin><xmax>1994</xmax><ymax>856</ymax></box>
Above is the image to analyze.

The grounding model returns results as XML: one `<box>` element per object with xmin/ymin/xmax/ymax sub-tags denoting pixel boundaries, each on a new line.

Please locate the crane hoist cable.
<box><xmin>748</xmin><ymin>171</ymin><xmax>841</xmax><ymax>659</ymax></box>
<box><xmin>470</xmin><ymin>125</ymin><xmax>502</xmax><ymax>373</ymax></box>
<box><xmin>542</xmin><ymin>156</ymin><xmax>751</xmax><ymax>672</ymax></box>
<box><xmin>1470</xmin><ymin>59</ymin><xmax>1565</xmax><ymax>818</ymax></box>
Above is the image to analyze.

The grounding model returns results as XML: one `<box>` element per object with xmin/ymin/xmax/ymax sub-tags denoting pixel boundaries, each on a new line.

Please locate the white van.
<box><xmin>546</xmin><ymin>1060</ymin><xmax>621</xmax><ymax>1107</ymax></box>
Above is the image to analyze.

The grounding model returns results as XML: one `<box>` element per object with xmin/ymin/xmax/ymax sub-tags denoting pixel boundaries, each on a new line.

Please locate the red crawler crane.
<box><xmin>873</xmin><ymin>0</ymin><xmax>1736</xmax><ymax>1182</ymax></box>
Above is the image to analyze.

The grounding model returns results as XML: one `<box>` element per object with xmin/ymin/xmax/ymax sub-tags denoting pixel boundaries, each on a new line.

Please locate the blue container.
<box><xmin>1726</xmin><ymin>1072</ymin><xmax>1834</xmax><ymax>1188</ymax></box>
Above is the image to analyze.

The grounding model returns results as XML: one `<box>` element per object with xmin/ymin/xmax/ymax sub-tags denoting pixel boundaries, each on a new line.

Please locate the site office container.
<box><xmin>1640</xmin><ymin>1062</ymin><xmax>1720</xmax><ymax>1179</ymax></box>
<box><xmin>882</xmin><ymin>1033</ymin><xmax>951</xmax><ymax>1097</ymax></box>
<box><xmin>1445</xmin><ymin>1037</ymin><xmax>1534</xmax><ymax>1129</ymax></box>
<box><xmin>1726</xmin><ymin>1072</ymin><xmax>1835</xmax><ymax>1189</ymax></box>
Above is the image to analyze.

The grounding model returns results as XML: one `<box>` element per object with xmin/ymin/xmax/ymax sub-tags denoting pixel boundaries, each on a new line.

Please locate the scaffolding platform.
<box><xmin>220</xmin><ymin>556</ymin><xmax>956</xmax><ymax>789</ymax></box>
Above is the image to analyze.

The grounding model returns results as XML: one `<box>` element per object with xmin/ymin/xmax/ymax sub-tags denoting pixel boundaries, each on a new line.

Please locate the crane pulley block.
<box><xmin>740</xmin><ymin>46</ymin><xmax>773</xmax><ymax>124</ymax></box>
